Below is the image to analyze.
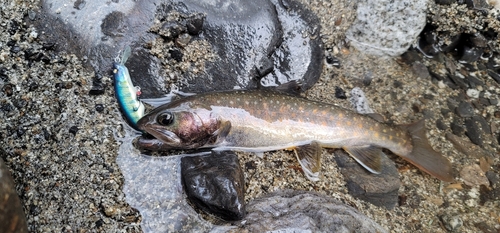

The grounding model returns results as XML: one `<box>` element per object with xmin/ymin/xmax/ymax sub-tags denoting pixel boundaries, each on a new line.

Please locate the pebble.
<box><xmin>440</xmin><ymin>214</ymin><xmax>463</xmax><ymax>232</ymax></box>
<box><xmin>464</xmin><ymin>118</ymin><xmax>483</xmax><ymax>145</ymax></box>
<box><xmin>466</xmin><ymin>89</ymin><xmax>479</xmax><ymax>98</ymax></box>
<box><xmin>334</xmin><ymin>86</ymin><xmax>347</xmax><ymax>99</ymax></box>
<box><xmin>460</xmin><ymin>164</ymin><xmax>490</xmax><ymax>187</ymax></box>
<box><xmin>181</xmin><ymin>151</ymin><xmax>246</xmax><ymax>221</ymax></box>
<box><xmin>455</xmin><ymin>101</ymin><xmax>475</xmax><ymax>118</ymax></box>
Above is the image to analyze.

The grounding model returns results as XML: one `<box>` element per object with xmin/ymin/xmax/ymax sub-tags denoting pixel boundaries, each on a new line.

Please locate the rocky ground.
<box><xmin>0</xmin><ymin>0</ymin><xmax>499</xmax><ymax>232</ymax></box>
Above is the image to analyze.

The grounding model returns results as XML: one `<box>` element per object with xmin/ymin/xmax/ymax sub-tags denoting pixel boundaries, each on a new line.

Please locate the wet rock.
<box><xmin>465</xmin><ymin>118</ymin><xmax>484</xmax><ymax>145</ymax></box>
<box><xmin>455</xmin><ymin>101</ymin><xmax>475</xmax><ymax>118</ymax></box>
<box><xmin>181</xmin><ymin>151</ymin><xmax>245</xmax><ymax>221</ymax></box>
<box><xmin>0</xmin><ymin>157</ymin><xmax>29</xmax><ymax>233</ymax></box>
<box><xmin>240</xmin><ymin>190</ymin><xmax>387</xmax><ymax>232</ymax></box>
<box><xmin>347</xmin><ymin>0</ymin><xmax>426</xmax><ymax>57</ymax></box>
<box><xmin>333</xmin><ymin>150</ymin><xmax>400</xmax><ymax>209</ymax></box>
<box><xmin>458</xmin><ymin>46</ymin><xmax>483</xmax><ymax>64</ymax></box>
<box><xmin>460</xmin><ymin>164</ymin><xmax>490</xmax><ymax>187</ymax></box>
<box><xmin>440</xmin><ymin>214</ymin><xmax>463</xmax><ymax>232</ymax></box>
<box><xmin>36</xmin><ymin>0</ymin><xmax>323</xmax><ymax>98</ymax></box>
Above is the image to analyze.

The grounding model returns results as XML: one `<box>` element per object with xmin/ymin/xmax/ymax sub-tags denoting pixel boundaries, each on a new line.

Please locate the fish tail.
<box><xmin>401</xmin><ymin>119</ymin><xmax>453</xmax><ymax>182</ymax></box>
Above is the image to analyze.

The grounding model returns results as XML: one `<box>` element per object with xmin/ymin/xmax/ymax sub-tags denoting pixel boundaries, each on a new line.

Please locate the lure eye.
<box><xmin>157</xmin><ymin>112</ymin><xmax>174</xmax><ymax>126</ymax></box>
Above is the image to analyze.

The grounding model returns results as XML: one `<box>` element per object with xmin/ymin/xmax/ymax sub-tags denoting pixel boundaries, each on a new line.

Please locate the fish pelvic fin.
<box><xmin>293</xmin><ymin>141</ymin><xmax>322</xmax><ymax>181</ymax></box>
<box><xmin>401</xmin><ymin>119</ymin><xmax>454</xmax><ymax>182</ymax></box>
<box><xmin>343</xmin><ymin>145</ymin><xmax>383</xmax><ymax>174</ymax></box>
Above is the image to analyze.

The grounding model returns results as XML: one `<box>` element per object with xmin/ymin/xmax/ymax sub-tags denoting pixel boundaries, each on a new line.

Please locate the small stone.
<box><xmin>168</xmin><ymin>49</ymin><xmax>183</xmax><ymax>62</ymax></box>
<box><xmin>435</xmin><ymin>0</ymin><xmax>455</xmax><ymax>4</ymax></box>
<box><xmin>175</xmin><ymin>33</ymin><xmax>191</xmax><ymax>48</ymax></box>
<box><xmin>95</xmin><ymin>104</ymin><xmax>104</xmax><ymax>113</ymax></box>
<box><xmin>466</xmin><ymin>89</ymin><xmax>479</xmax><ymax>98</ymax></box>
<box><xmin>2</xmin><ymin>83</ymin><xmax>14</xmax><ymax>97</ymax></box>
<box><xmin>460</xmin><ymin>164</ymin><xmax>490</xmax><ymax>187</ymax></box>
<box><xmin>181</xmin><ymin>151</ymin><xmax>245</xmax><ymax>221</ymax></box>
<box><xmin>487</xmin><ymin>70</ymin><xmax>500</xmax><ymax>84</ymax></box>
<box><xmin>459</xmin><ymin>46</ymin><xmax>483</xmax><ymax>64</ymax></box>
<box><xmin>411</xmin><ymin>62</ymin><xmax>430</xmax><ymax>79</ymax></box>
<box><xmin>465</xmin><ymin>118</ymin><xmax>483</xmax><ymax>145</ymax></box>
<box><xmin>334</xmin><ymin>86</ymin><xmax>347</xmax><ymax>99</ymax></box>
<box><xmin>326</xmin><ymin>55</ymin><xmax>341</xmax><ymax>67</ymax></box>
<box><xmin>436</xmin><ymin>119</ymin><xmax>447</xmax><ymax>130</ymax></box>
<box><xmin>455</xmin><ymin>101</ymin><xmax>474</xmax><ymax>118</ymax></box>
<box><xmin>69</xmin><ymin>126</ymin><xmax>79</xmax><ymax>135</ymax></box>
<box><xmin>488</xmin><ymin>98</ymin><xmax>498</xmax><ymax>105</ymax></box>
<box><xmin>186</xmin><ymin>13</ymin><xmax>204</xmax><ymax>35</ymax></box>
<box><xmin>440</xmin><ymin>214</ymin><xmax>463</xmax><ymax>231</ymax></box>
<box><xmin>88</xmin><ymin>81</ymin><xmax>105</xmax><ymax>95</ymax></box>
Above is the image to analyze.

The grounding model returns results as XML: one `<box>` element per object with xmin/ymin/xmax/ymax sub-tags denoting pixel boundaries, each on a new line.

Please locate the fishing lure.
<box><xmin>113</xmin><ymin>46</ymin><xmax>145</xmax><ymax>130</ymax></box>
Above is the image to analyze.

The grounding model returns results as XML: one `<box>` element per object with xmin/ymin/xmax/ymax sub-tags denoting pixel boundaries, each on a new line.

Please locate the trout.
<box><xmin>136</xmin><ymin>89</ymin><xmax>453</xmax><ymax>182</ymax></box>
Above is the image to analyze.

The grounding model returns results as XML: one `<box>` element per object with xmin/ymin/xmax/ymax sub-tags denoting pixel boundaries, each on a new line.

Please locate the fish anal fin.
<box><xmin>400</xmin><ymin>119</ymin><xmax>454</xmax><ymax>182</ymax></box>
<box><xmin>343</xmin><ymin>145</ymin><xmax>382</xmax><ymax>174</ymax></box>
<box><xmin>293</xmin><ymin>141</ymin><xmax>322</xmax><ymax>181</ymax></box>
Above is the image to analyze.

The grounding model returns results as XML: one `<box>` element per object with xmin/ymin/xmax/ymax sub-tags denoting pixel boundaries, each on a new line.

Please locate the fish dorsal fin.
<box><xmin>293</xmin><ymin>141</ymin><xmax>322</xmax><ymax>181</ymax></box>
<box><xmin>343</xmin><ymin>145</ymin><xmax>382</xmax><ymax>174</ymax></box>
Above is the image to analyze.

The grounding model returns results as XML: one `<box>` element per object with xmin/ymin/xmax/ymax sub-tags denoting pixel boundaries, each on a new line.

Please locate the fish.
<box><xmin>135</xmin><ymin>89</ymin><xmax>453</xmax><ymax>182</ymax></box>
<box><xmin>113</xmin><ymin>46</ymin><xmax>145</xmax><ymax>130</ymax></box>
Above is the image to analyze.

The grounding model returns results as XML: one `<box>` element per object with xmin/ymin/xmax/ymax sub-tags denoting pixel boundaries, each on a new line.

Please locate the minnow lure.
<box><xmin>113</xmin><ymin>46</ymin><xmax>145</xmax><ymax>130</ymax></box>
<box><xmin>135</xmin><ymin>89</ymin><xmax>453</xmax><ymax>182</ymax></box>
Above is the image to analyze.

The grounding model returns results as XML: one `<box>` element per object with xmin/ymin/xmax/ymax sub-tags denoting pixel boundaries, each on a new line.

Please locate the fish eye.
<box><xmin>157</xmin><ymin>112</ymin><xmax>174</xmax><ymax>126</ymax></box>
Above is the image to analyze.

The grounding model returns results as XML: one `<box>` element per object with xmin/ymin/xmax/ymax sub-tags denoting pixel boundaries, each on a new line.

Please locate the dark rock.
<box><xmin>326</xmin><ymin>55</ymin><xmax>341</xmax><ymax>67</ymax></box>
<box><xmin>465</xmin><ymin>118</ymin><xmax>483</xmax><ymax>145</ymax></box>
<box><xmin>69</xmin><ymin>126</ymin><xmax>79</xmax><ymax>135</ymax></box>
<box><xmin>441</xmin><ymin>108</ymin><xmax>451</xmax><ymax>117</ymax></box>
<box><xmin>465</xmin><ymin>0</ymin><xmax>490</xmax><ymax>9</ymax></box>
<box><xmin>10</xmin><ymin>46</ymin><xmax>21</xmax><ymax>54</ymax></box>
<box><xmin>181</xmin><ymin>151</ymin><xmax>245</xmax><ymax>221</ymax></box>
<box><xmin>447</xmin><ymin>74</ymin><xmax>469</xmax><ymax>89</ymax></box>
<box><xmin>186</xmin><ymin>13</ymin><xmax>204</xmax><ymax>35</ymax></box>
<box><xmin>459</xmin><ymin>46</ymin><xmax>483</xmax><ymax>64</ymax></box>
<box><xmin>2</xmin><ymin>84</ymin><xmax>14</xmax><ymax>97</ymax></box>
<box><xmin>474</xmin><ymin>221</ymin><xmax>496</xmax><ymax>233</ymax></box>
<box><xmin>334</xmin><ymin>86</ymin><xmax>347</xmax><ymax>99</ymax></box>
<box><xmin>479</xmin><ymin>183</ymin><xmax>500</xmax><ymax>205</ymax></box>
<box><xmin>333</xmin><ymin>150</ymin><xmax>400</xmax><ymax>209</ymax></box>
<box><xmin>95</xmin><ymin>104</ymin><xmax>104</xmax><ymax>113</ymax></box>
<box><xmin>469</xmin><ymin>33</ymin><xmax>488</xmax><ymax>48</ymax></box>
<box><xmin>255</xmin><ymin>57</ymin><xmax>274</xmax><ymax>77</ymax></box>
<box><xmin>435</xmin><ymin>0</ymin><xmax>455</xmax><ymax>5</ymax></box>
<box><xmin>417</xmin><ymin>25</ymin><xmax>440</xmax><ymax>57</ymax></box>
<box><xmin>450</xmin><ymin>121</ymin><xmax>465</xmax><ymax>136</ymax></box>
<box><xmin>73</xmin><ymin>0</ymin><xmax>86</xmax><ymax>10</ymax></box>
<box><xmin>88</xmin><ymin>81</ymin><xmax>105</xmax><ymax>95</ymax></box>
<box><xmin>466</xmin><ymin>74</ymin><xmax>484</xmax><ymax>87</ymax></box>
<box><xmin>485</xmin><ymin>171</ymin><xmax>499</xmax><ymax>188</ymax></box>
<box><xmin>487</xmin><ymin>70</ymin><xmax>500</xmax><ymax>84</ymax></box>
<box><xmin>159</xmin><ymin>21</ymin><xmax>185</xmax><ymax>40</ymax></box>
<box><xmin>455</xmin><ymin>101</ymin><xmax>475</xmax><ymax>118</ymax></box>
<box><xmin>168</xmin><ymin>48</ymin><xmax>183</xmax><ymax>62</ymax></box>
<box><xmin>488</xmin><ymin>98</ymin><xmax>498</xmax><ymax>105</ymax></box>
<box><xmin>0</xmin><ymin>157</ymin><xmax>29</xmax><ymax>233</ymax></box>
<box><xmin>101</xmin><ymin>11</ymin><xmax>127</xmax><ymax>37</ymax></box>
<box><xmin>436</xmin><ymin>119</ymin><xmax>447</xmax><ymax>130</ymax></box>
<box><xmin>242</xmin><ymin>190</ymin><xmax>386</xmax><ymax>232</ymax></box>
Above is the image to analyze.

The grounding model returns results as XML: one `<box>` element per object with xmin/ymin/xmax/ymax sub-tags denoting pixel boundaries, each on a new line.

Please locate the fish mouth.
<box><xmin>137</xmin><ymin>116</ymin><xmax>182</xmax><ymax>146</ymax></box>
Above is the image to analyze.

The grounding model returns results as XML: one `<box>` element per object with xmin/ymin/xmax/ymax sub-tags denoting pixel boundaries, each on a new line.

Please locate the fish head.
<box><xmin>137</xmin><ymin>107</ymin><xmax>218</xmax><ymax>149</ymax></box>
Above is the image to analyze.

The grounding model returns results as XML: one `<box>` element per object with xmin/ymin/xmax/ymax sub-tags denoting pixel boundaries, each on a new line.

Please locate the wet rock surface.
<box><xmin>181</xmin><ymin>151</ymin><xmax>245</xmax><ymax>221</ymax></box>
<box><xmin>34</xmin><ymin>0</ymin><xmax>323</xmax><ymax>98</ymax></box>
<box><xmin>333</xmin><ymin>150</ymin><xmax>400</xmax><ymax>209</ymax></box>
<box><xmin>0</xmin><ymin>157</ymin><xmax>28</xmax><ymax>233</ymax></box>
<box><xmin>238</xmin><ymin>190</ymin><xmax>387</xmax><ymax>233</ymax></box>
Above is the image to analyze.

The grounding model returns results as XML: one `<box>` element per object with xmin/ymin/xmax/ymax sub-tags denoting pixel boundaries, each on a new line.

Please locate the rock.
<box><xmin>445</xmin><ymin>133</ymin><xmax>495</xmax><ymax>159</ymax></box>
<box><xmin>487</xmin><ymin>69</ymin><xmax>500</xmax><ymax>84</ymax></box>
<box><xmin>35</xmin><ymin>0</ymin><xmax>323</xmax><ymax>97</ymax></box>
<box><xmin>181</xmin><ymin>151</ymin><xmax>245</xmax><ymax>221</ymax></box>
<box><xmin>346</xmin><ymin>0</ymin><xmax>426</xmax><ymax>57</ymax></box>
<box><xmin>440</xmin><ymin>214</ymin><xmax>463</xmax><ymax>232</ymax></box>
<box><xmin>0</xmin><ymin>157</ymin><xmax>29</xmax><ymax>233</ymax></box>
<box><xmin>240</xmin><ymin>190</ymin><xmax>388</xmax><ymax>232</ymax></box>
<box><xmin>411</xmin><ymin>62</ymin><xmax>430</xmax><ymax>79</ymax></box>
<box><xmin>459</xmin><ymin>46</ymin><xmax>483</xmax><ymax>64</ymax></box>
<box><xmin>450</xmin><ymin>121</ymin><xmax>465</xmax><ymax>136</ymax></box>
<box><xmin>334</xmin><ymin>86</ymin><xmax>347</xmax><ymax>99</ymax></box>
<box><xmin>435</xmin><ymin>0</ymin><xmax>456</xmax><ymax>5</ymax></box>
<box><xmin>455</xmin><ymin>101</ymin><xmax>475</xmax><ymax>118</ymax></box>
<box><xmin>465</xmin><ymin>118</ymin><xmax>484</xmax><ymax>145</ymax></box>
<box><xmin>333</xmin><ymin>150</ymin><xmax>400</xmax><ymax>209</ymax></box>
<box><xmin>460</xmin><ymin>164</ymin><xmax>490</xmax><ymax>187</ymax></box>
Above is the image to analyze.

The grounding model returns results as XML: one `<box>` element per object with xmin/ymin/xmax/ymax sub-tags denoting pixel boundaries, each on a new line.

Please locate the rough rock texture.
<box><xmin>181</xmin><ymin>151</ymin><xmax>246</xmax><ymax>221</ymax></box>
<box><xmin>238</xmin><ymin>190</ymin><xmax>387</xmax><ymax>233</ymax></box>
<box><xmin>346</xmin><ymin>0</ymin><xmax>426</xmax><ymax>57</ymax></box>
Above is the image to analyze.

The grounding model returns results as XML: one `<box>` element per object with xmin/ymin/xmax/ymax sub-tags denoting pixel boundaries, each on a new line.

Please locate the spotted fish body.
<box><xmin>136</xmin><ymin>90</ymin><xmax>453</xmax><ymax>182</ymax></box>
<box><xmin>113</xmin><ymin>47</ymin><xmax>145</xmax><ymax>130</ymax></box>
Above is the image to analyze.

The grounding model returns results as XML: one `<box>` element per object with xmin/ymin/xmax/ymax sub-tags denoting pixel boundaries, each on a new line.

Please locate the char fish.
<box><xmin>136</xmin><ymin>89</ymin><xmax>453</xmax><ymax>182</ymax></box>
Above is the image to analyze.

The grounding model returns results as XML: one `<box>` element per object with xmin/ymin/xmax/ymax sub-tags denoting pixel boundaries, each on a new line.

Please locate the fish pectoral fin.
<box><xmin>343</xmin><ymin>145</ymin><xmax>382</xmax><ymax>174</ymax></box>
<box><xmin>293</xmin><ymin>141</ymin><xmax>322</xmax><ymax>182</ymax></box>
<box><xmin>212</xmin><ymin>121</ymin><xmax>231</xmax><ymax>143</ymax></box>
